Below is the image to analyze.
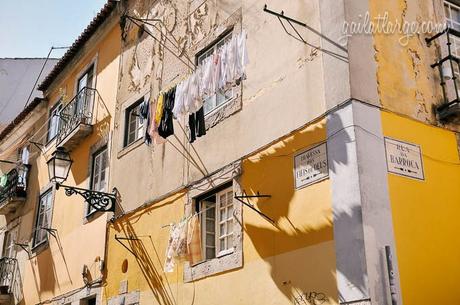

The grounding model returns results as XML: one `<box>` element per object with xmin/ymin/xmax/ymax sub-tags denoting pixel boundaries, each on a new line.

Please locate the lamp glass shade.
<box><xmin>47</xmin><ymin>147</ymin><xmax>72</xmax><ymax>183</ymax></box>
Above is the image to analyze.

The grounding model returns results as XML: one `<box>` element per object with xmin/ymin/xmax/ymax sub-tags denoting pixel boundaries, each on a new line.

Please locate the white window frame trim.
<box><xmin>117</xmin><ymin>90</ymin><xmax>150</xmax><ymax>158</ymax></box>
<box><xmin>86</xmin><ymin>146</ymin><xmax>109</xmax><ymax>217</ymax></box>
<box><xmin>32</xmin><ymin>184</ymin><xmax>56</xmax><ymax>250</ymax></box>
<box><xmin>184</xmin><ymin>161</ymin><xmax>243</xmax><ymax>282</ymax></box>
<box><xmin>198</xmin><ymin>185</ymin><xmax>235</xmax><ymax>262</ymax></box>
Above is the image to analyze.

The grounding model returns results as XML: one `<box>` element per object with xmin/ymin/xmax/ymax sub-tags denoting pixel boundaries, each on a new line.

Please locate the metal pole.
<box><xmin>385</xmin><ymin>246</ymin><xmax>398</xmax><ymax>305</ymax></box>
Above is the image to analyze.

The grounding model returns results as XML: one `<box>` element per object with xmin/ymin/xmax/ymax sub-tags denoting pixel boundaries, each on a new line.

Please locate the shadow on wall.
<box><xmin>32</xmin><ymin>247</ymin><xmax>58</xmax><ymax>296</ymax></box>
<box><xmin>242</xmin><ymin>115</ymin><xmax>366</xmax><ymax>304</ymax></box>
<box><xmin>71</xmin><ymin>115</ymin><xmax>112</xmax><ymax>187</ymax></box>
<box><xmin>111</xmin><ymin>195</ymin><xmax>183</xmax><ymax>305</ymax></box>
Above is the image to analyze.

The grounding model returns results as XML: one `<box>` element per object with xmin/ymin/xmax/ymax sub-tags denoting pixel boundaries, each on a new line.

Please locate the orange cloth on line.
<box><xmin>187</xmin><ymin>214</ymin><xmax>203</xmax><ymax>265</ymax></box>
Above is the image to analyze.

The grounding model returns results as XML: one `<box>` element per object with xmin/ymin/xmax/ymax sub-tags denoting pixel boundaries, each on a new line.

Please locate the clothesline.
<box><xmin>140</xmin><ymin>29</ymin><xmax>249</xmax><ymax>150</ymax></box>
<box><xmin>160</xmin><ymin>203</ymin><xmax>218</xmax><ymax>228</ymax></box>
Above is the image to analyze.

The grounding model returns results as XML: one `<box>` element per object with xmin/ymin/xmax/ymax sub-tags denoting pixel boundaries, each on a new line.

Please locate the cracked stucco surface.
<box><xmin>371</xmin><ymin>0</ymin><xmax>459</xmax><ymax>131</ymax></box>
<box><xmin>370</xmin><ymin>0</ymin><xmax>456</xmax><ymax>128</ymax></box>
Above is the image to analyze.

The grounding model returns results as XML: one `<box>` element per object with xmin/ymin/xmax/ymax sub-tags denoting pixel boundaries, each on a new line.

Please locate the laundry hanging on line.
<box><xmin>164</xmin><ymin>213</ymin><xmax>203</xmax><ymax>272</ymax></box>
<box><xmin>144</xmin><ymin>29</ymin><xmax>249</xmax><ymax>145</ymax></box>
<box><xmin>172</xmin><ymin>29</ymin><xmax>249</xmax><ymax>119</ymax></box>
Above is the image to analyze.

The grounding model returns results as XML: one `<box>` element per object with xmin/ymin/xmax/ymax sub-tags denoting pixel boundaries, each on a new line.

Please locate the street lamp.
<box><xmin>47</xmin><ymin>147</ymin><xmax>116</xmax><ymax>212</ymax></box>
<box><xmin>47</xmin><ymin>147</ymin><xmax>72</xmax><ymax>184</ymax></box>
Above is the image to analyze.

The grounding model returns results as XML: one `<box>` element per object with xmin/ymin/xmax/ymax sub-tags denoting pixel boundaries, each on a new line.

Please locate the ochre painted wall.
<box><xmin>369</xmin><ymin>0</ymin><xmax>460</xmax><ymax>131</ymax></box>
<box><xmin>20</xmin><ymin>20</ymin><xmax>121</xmax><ymax>305</ymax></box>
<box><xmin>103</xmin><ymin>119</ymin><xmax>338</xmax><ymax>305</ymax></box>
<box><xmin>382</xmin><ymin>111</ymin><xmax>460</xmax><ymax>305</ymax></box>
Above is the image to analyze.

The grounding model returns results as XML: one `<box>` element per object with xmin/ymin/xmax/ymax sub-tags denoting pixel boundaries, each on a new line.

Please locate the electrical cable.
<box><xmin>23</xmin><ymin>46</ymin><xmax>70</xmax><ymax>109</ymax></box>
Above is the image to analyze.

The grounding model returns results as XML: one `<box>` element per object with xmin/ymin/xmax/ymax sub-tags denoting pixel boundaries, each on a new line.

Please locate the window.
<box><xmin>33</xmin><ymin>189</ymin><xmax>53</xmax><ymax>247</ymax></box>
<box><xmin>87</xmin><ymin>147</ymin><xmax>108</xmax><ymax>216</ymax></box>
<box><xmin>197</xmin><ymin>32</ymin><xmax>235</xmax><ymax>115</ymax></box>
<box><xmin>2</xmin><ymin>228</ymin><xmax>17</xmax><ymax>258</ymax></box>
<box><xmin>80</xmin><ymin>296</ymin><xmax>96</xmax><ymax>305</ymax></box>
<box><xmin>74</xmin><ymin>65</ymin><xmax>95</xmax><ymax>123</ymax></box>
<box><xmin>184</xmin><ymin>163</ymin><xmax>242</xmax><ymax>282</ymax></box>
<box><xmin>124</xmin><ymin>99</ymin><xmax>144</xmax><ymax>147</ymax></box>
<box><xmin>197</xmin><ymin>184</ymin><xmax>234</xmax><ymax>260</ymax></box>
<box><xmin>444</xmin><ymin>1</ymin><xmax>460</xmax><ymax>90</ymax></box>
<box><xmin>47</xmin><ymin>101</ymin><xmax>62</xmax><ymax>142</ymax></box>
<box><xmin>445</xmin><ymin>1</ymin><xmax>460</xmax><ymax>31</ymax></box>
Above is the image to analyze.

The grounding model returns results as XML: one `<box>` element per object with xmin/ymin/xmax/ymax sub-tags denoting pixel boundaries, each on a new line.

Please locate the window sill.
<box><xmin>117</xmin><ymin>138</ymin><xmax>144</xmax><ymax>159</ymax></box>
<box><xmin>184</xmin><ymin>249</ymin><xmax>242</xmax><ymax>282</ymax></box>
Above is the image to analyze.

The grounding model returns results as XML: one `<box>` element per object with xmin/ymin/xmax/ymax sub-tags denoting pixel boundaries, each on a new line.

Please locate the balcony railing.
<box><xmin>56</xmin><ymin>87</ymin><xmax>96</xmax><ymax>148</ymax></box>
<box><xmin>0</xmin><ymin>257</ymin><xmax>16</xmax><ymax>295</ymax></box>
<box><xmin>426</xmin><ymin>27</ymin><xmax>460</xmax><ymax>122</ymax></box>
<box><xmin>0</xmin><ymin>165</ymin><xmax>29</xmax><ymax>214</ymax></box>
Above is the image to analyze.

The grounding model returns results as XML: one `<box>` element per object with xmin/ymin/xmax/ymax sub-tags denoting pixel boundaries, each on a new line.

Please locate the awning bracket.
<box><xmin>263</xmin><ymin>4</ymin><xmax>348</xmax><ymax>62</ymax></box>
<box><xmin>234</xmin><ymin>191</ymin><xmax>274</xmax><ymax>224</ymax></box>
<box><xmin>114</xmin><ymin>234</ymin><xmax>140</xmax><ymax>257</ymax></box>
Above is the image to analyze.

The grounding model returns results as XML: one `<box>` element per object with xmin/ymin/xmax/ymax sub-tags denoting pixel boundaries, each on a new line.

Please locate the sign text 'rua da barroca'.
<box><xmin>294</xmin><ymin>143</ymin><xmax>329</xmax><ymax>189</ymax></box>
<box><xmin>384</xmin><ymin>137</ymin><xmax>425</xmax><ymax>180</ymax></box>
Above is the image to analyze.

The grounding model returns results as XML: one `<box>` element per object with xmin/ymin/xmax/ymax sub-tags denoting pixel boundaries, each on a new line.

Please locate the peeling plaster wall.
<box><xmin>370</xmin><ymin>0</ymin><xmax>460</xmax><ymax>132</ymax></box>
<box><xmin>111</xmin><ymin>0</ymin><xmax>352</xmax><ymax>212</ymax></box>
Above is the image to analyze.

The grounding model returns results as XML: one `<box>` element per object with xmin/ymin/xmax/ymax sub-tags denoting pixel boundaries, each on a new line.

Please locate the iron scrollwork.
<box><xmin>57</xmin><ymin>184</ymin><xmax>116</xmax><ymax>212</ymax></box>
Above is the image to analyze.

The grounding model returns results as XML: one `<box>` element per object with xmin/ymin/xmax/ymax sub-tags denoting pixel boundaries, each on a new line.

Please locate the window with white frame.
<box><xmin>197</xmin><ymin>184</ymin><xmax>234</xmax><ymax>260</ymax></box>
<box><xmin>124</xmin><ymin>99</ymin><xmax>144</xmax><ymax>147</ymax></box>
<box><xmin>87</xmin><ymin>146</ymin><xmax>108</xmax><ymax>216</ymax></box>
<box><xmin>444</xmin><ymin>1</ymin><xmax>460</xmax><ymax>90</ymax></box>
<box><xmin>445</xmin><ymin>1</ymin><xmax>460</xmax><ymax>31</ymax></box>
<box><xmin>197</xmin><ymin>31</ymin><xmax>235</xmax><ymax>115</ymax></box>
<box><xmin>33</xmin><ymin>189</ymin><xmax>53</xmax><ymax>247</ymax></box>
<box><xmin>47</xmin><ymin>101</ymin><xmax>62</xmax><ymax>142</ymax></box>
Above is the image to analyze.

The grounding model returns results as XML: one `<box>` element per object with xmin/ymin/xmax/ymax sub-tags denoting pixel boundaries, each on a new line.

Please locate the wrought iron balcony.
<box><xmin>426</xmin><ymin>27</ymin><xmax>460</xmax><ymax>123</ymax></box>
<box><xmin>0</xmin><ymin>165</ymin><xmax>30</xmax><ymax>215</ymax></box>
<box><xmin>56</xmin><ymin>87</ymin><xmax>96</xmax><ymax>150</ymax></box>
<box><xmin>0</xmin><ymin>257</ymin><xmax>16</xmax><ymax>301</ymax></box>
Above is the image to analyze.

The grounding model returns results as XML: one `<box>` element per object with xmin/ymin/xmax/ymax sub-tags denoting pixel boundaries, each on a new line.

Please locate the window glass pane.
<box><xmin>88</xmin><ymin>148</ymin><xmax>108</xmax><ymax>215</ymax></box>
<box><xmin>206</xmin><ymin>219</ymin><xmax>215</xmax><ymax>232</ymax></box>
<box><xmin>220</xmin><ymin>208</ymin><xmax>226</xmax><ymax>220</ymax></box>
<box><xmin>48</xmin><ymin>102</ymin><xmax>62</xmax><ymax>141</ymax></box>
<box><xmin>452</xmin><ymin>6</ymin><xmax>460</xmax><ymax>24</ymax></box>
<box><xmin>35</xmin><ymin>190</ymin><xmax>52</xmax><ymax>246</ymax></box>
<box><xmin>125</xmin><ymin>101</ymin><xmax>144</xmax><ymax>146</ymax></box>
<box><xmin>220</xmin><ymin>223</ymin><xmax>226</xmax><ymax>236</ymax></box>
<box><xmin>220</xmin><ymin>239</ymin><xmax>225</xmax><ymax>251</ymax></box>
<box><xmin>206</xmin><ymin>233</ymin><xmax>215</xmax><ymax>246</ymax></box>
<box><xmin>227</xmin><ymin>221</ymin><xmax>233</xmax><ymax>234</ymax></box>
<box><xmin>206</xmin><ymin>248</ymin><xmax>215</xmax><ymax>259</ymax></box>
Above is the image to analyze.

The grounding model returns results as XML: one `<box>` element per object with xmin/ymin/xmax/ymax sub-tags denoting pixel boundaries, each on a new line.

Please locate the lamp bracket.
<box><xmin>56</xmin><ymin>183</ymin><xmax>117</xmax><ymax>212</ymax></box>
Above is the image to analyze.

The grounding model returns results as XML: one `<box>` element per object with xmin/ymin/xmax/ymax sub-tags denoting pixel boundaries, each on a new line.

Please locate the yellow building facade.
<box><xmin>0</xmin><ymin>2</ymin><xmax>121</xmax><ymax>305</ymax></box>
<box><xmin>0</xmin><ymin>1</ymin><xmax>458</xmax><ymax>305</ymax></box>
